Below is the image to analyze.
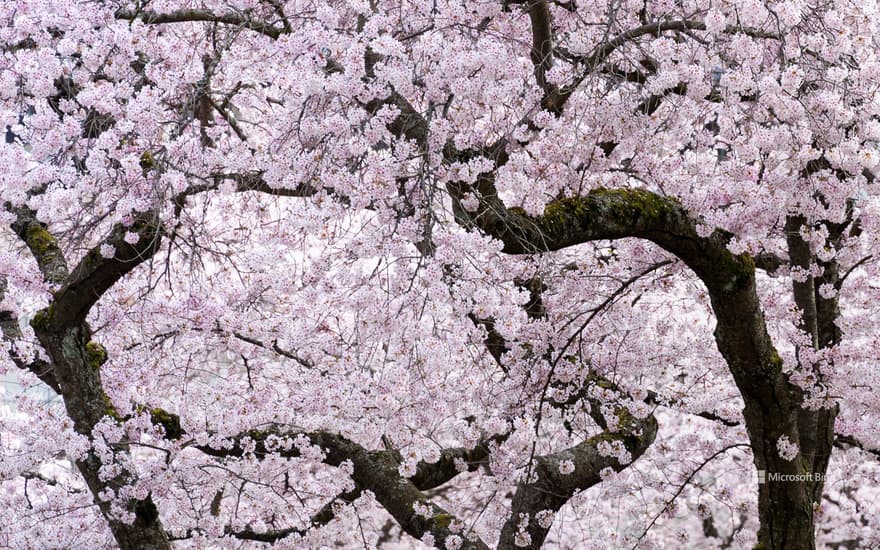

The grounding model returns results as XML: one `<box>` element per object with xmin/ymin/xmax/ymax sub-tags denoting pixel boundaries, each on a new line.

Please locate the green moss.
<box><xmin>139</xmin><ymin>151</ymin><xmax>154</xmax><ymax>172</ymax></box>
<box><xmin>767</xmin><ymin>349</ymin><xmax>784</xmax><ymax>376</ymax></box>
<box><xmin>150</xmin><ymin>407</ymin><xmax>183</xmax><ymax>439</ymax></box>
<box><xmin>102</xmin><ymin>393</ymin><xmax>123</xmax><ymax>422</ymax></box>
<box><xmin>721</xmin><ymin>252</ymin><xmax>755</xmax><ymax>293</ymax></box>
<box><xmin>432</xmin><ymin>513</ymin><xmax>454</xmax><ymax>529</ymax></box>
<box><xmin>25</xmin><ymin>224</ymin><xmax>56</xmax><ymax>255</ymax></box>
<box><xmin>595</xmin><ymin>187</ymin><xmax>676</xmax><ymax>221</ymax></box>
<box><xmin>615</xmin><ymin>406</ymin><xmax>635</xmax><ymax>428</ymax></box>
<box><xmin>84</xmin><ymin>341</ymin><xmax>107</xmax><ymax>369</ymax></box>
<box><xmin>541</xmin><ymin>197</ymin><xmax>594</xmax><ymax>231</ymax></box>
<box><xmin>539</xmin><ymin>188</ymin><xmax>678</xmax><ymax>236</ymax></box>
<box><xmin>30</xmin><ymin>306</ymin><xmax>53</xmax><ymax>331</ymax></box>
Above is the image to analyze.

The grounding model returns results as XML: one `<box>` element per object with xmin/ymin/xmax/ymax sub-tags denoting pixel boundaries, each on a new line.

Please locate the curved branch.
<box><xmin>115</xmin><ymin>9</ymin><xmax>285</xmax><ymax>39</ymax></box>
<box><xmin>454</xmin><ymin>180</ymin><xmax>827</xmax><ymax>549</ymax></box>
<box><xmin>455</xmin><ymin>184</ymin><xmax>748</xmax><ymax>289</ymax></box>
<box><xmin>456</xmin><ymin>183</ymin><xmax>786</xmax><ymax>386</ymax></box>
<box><xmin>48</xmin><ymin>211</ymin><xmax>162</xmax><ymax>328</ymax></box>
<box><xmin>153</xmin><ymin>417</ymin><xmax>491</xmax><ymax>548</ymax></box>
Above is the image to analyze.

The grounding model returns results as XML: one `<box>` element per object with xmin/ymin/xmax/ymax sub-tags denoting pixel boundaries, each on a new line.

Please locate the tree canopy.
<box><xmin>1</xmin><ymin>0</ymin><xmax>880</xmax><ymax>548</ymax></box>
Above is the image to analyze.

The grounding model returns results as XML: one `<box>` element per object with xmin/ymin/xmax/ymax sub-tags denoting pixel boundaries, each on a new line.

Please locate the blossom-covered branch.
<box><xmin>151</xmin><ymin>416</ymin><xmax>493</xmax><ymax>549</ymax></box>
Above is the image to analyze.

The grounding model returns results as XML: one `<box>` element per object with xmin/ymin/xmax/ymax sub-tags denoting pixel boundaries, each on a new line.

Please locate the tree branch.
<box><xmin>499</xmin><ymin>387</ymin><xmax>658</xmax><ymax>547</ymax></box>
<box><xmin>8</xmin><ymin>204</ymin><xmax>69</xmax><ymax>285</ymax></box>
<box><xmin>631</xmin><ymin>443</ymin><xmax>752</xmax><ymax>548</ymax></box>
<box><xmin>150</xmin><ymin>413</ymin><xmax>491</xmax><ymax>548</ymax></box>
<box><xmin>44</xmin><ymin>211</ymin><xmax>162</xmax><ymax>328</ymax></box>
<box><xmin>0</xmin><ymin>279</ymin><xmax>60</xmax><ymax>392</ymax></box>
<box><xmin>410</xmin><ymin>433</ymin><xmax>509</xmax><ymax>490</ymax></box>
<box><xmin>527</xmin><ymin>0</ymin><xmax>555</xmax><ymax>93</ymax></box>
<box><xmin>202</xmin><ymin>430</ymin><xmax>490</xmax><ymax>548</ymax></box>
<box><xmin>834</xmin><ymin>434</ymin><xmax>880</xmax><ymax>459</ymax></box>
<box><xmin>544</xmin><ymin>20</ymin><xmax>778</xmax><ymax>114</ymax></box>
<box><xmin>115</xmin><ymin>9</ymin><xmax>285</xmax><ymax>39</ymax></box>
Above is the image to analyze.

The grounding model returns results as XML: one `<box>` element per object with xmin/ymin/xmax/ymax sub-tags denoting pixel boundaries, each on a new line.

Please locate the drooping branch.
<box><xmin>632</xmin><ymin>443</ymin><xmax>752</xmax><ymax>547</ymax></box>
<box><xmin>460</xmin><ymin>178</ymin><xmax>787</xmax><ymax>386</ymax></box>
<box><xmin>218</xmin><ymin>487</ymin><xmax>360</xmax><ymax>543</ymax></box>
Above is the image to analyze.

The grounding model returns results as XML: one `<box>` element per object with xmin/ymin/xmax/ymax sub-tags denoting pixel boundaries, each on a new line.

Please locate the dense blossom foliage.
<box><xmin>1</xmin><ymin>0</ymin><xmax>880</xmax><ymax>548</ymax></box>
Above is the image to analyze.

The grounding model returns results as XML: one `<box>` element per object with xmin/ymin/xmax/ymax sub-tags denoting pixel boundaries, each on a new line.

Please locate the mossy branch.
<box><xmin>456</xmin><ymin>185</ymin><xmax>789</xmax><ymax>387</ymax></box>
<box><xmin>460</xmin><ymin>185</ymin><xmax>752</xmax><ymax>291</ymax></box>
<box><xmin>9</xmin><ymin>205</ymin><xmax>69</xmax><ymax>285</ymax></box>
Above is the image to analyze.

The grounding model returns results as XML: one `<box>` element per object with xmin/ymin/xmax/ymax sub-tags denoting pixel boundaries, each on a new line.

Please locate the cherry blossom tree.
<box><xmin>2</xmin><ymin>0</ymin><xmax>880</xmax><ymax>548</ymax></box>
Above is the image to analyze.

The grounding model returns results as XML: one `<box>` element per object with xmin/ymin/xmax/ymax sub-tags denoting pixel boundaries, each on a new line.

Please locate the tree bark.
<box><xmin>454</xmin><ymin>186</ymin><xmax>833</xmax><ymax>549</ymax></box>
<box><xmin>9</xmin><ymin>207</ymin><xmax>172</xmax><ymax>550</ymax></box>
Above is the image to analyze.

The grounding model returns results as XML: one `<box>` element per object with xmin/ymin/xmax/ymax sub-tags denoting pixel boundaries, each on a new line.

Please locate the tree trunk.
<box><xmin>744</xmin><ymin>400</ymin><xmax>836</xmax><ymax>550</ymax></box>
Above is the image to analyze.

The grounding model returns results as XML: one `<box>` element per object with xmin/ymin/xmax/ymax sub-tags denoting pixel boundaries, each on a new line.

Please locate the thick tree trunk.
<box><xmin>453</xmin><ymin>187</ymin><xmax>846</xmax><ymax>550</ymax></box>
<box><xmin>33</xmin><ymin>323</ymin><xmax>172</xmax><ymax>550</ymax></box>
<box><xmin>15</xmin><ymin>209</ymin><xmax>173</xmax><ymax>550</ymax></box>
<box><xmin>744</xmin><ymin>401</ymin><xmax>835</xmax><ymax>550</ymax></box>
<box><xmin>756</xmin><ymin>480</ymin><xmax>815</xmax><ymax>550</ymax></box>
<box><xmin>742</xmin><ymin>215</ymin><xmax>841</xmax><ymax>550</ymax></box>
